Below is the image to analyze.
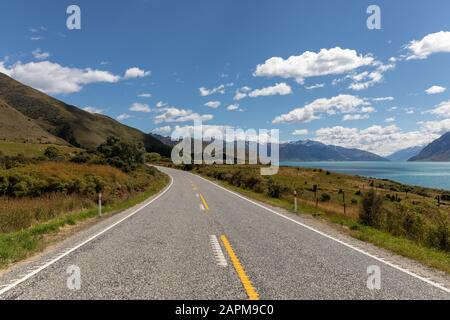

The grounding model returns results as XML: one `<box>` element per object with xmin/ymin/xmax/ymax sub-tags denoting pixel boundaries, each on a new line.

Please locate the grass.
<box><xmin>0</xmin><ymin>141</ymin><xmax>81</xmax><ymax>157</ymax></box>
<box><xmin>0</xmin><ymin>168</ymin><xmax>169</xmax><ymax>269</ymax></box>
<box><xmin>188</xmin><ymin>165</ymin><xmax>450</xmax><ymax>274</ymax></box>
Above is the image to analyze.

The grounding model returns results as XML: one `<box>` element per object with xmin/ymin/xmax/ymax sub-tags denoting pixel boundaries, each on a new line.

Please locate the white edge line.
<box><xmin>189</xmin><ymin>171</ymin><xmax>450</xmax><ymax>294</ymax></box>
<box><xmin>0</xmin><ymin>175</ymin><xmax>174</xmax><ymax>297</ymax></box>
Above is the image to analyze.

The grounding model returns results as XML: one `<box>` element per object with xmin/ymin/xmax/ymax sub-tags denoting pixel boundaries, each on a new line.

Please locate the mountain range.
<box><xmin>386</xmin><ymin>146</ymin><xmax>424</xmax><ymax>161</ymax></box>
<box><xmin>278</xmin><ymin>140</ymin><xmax>387</xmax><ymax>161</ymax></box>
<box><xmin>409</xmin><ymin>132</ymin><xmax>450</xmax><ymax>161</ymax></box>
<box><xmin>0</xmin><ymin>72</ymin><xmax>171</xmax><ymax>156</ymax></box>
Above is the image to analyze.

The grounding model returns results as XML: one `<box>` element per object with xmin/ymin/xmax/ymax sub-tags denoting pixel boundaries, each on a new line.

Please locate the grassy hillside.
<box><xmin>0</xmin><ymin>141</ymin><xmax>81</xmax><ymax>157</ymax></box>
<box><xmin>0</xmin><ymin>101</ymin><xmax>67</xmax><ymax>145</ymax></box>
<box><xmin>0</xmin><ymin>72</ymin><xmax>171</xmax><ymax>156</ymax></box>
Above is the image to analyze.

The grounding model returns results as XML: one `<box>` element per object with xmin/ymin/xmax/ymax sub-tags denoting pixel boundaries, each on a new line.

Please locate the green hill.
<box><xmin>0</xmin><ymin>72</ymin><xmax>171</xmax><ymax>156</ymax></box>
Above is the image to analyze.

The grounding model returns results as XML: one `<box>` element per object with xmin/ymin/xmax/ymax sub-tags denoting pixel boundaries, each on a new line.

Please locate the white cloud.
<box><xmin>372</xmin><ymin>96</ymin><xmax>394</xmax><ymax>102</ymax></box>
<box><xmin>248</xmin><ymin>83</ymin><xmax>292</xmax><ymax>98</ymax></box>
<box><xmin>342</xmin><ymin>114</ymin><xmax>370</xmax><ymax>121</ymax></box>
<box><xmin>129</xmin><ymin>102</ymin><xmax>152</xmax><ymax>113</ymax></box>
<box><xmin>204</xmin><ymin>101</ymin><xmax>221</xmax><ymax>108</ymax></box>
<box><xmin>419</xmin><ymin>119</ymin><xmax>450</xmax><ymax>135</ymax></box>
<box><xmin>406</xmin><ymin>31</ymin><xmax>450</xmax><ymax>60</ymax></box>
<box><xmin>425</xmin><ymin>85</ymin><xmax>446</xmax><ymax>95</ymax></box>
<box><xmin>348</xmin><ymin>62</ymin><xmax>395</xmax><ymax>91</ymax></box>
<box><xmin>273</xmin><ymin>94</ymin><xmax>371</xmax><ymax>124</ymax></box>
<box><xmin>30</xmin><ymin>36</ymin><xmax>43</xmax><ymax>41</ymax></box>
<box><xmin>199</xmin><ymin>84</ymin><xmax>226</xmax><ymax>96</ymax></box>
<box><xmin>83</xmin><ymin>106</ymin><xmax>104</xmax><ymax>114</ymax></box>
<box><xmin>254</xmin><ymin>47</ymin><xmax>374</xmax><ymax>83</ymax></box>
<box><xmin>227</xmin><ymin>103</ymin><xmax>240</xmax><ymax>111</ymax></box>
<box><xmin>0</xmin><ymin>60</ymin><xmax>120</xmax><ymax>94</ymax></box>
<box><xmin>154</xmin><ymin>107</ymin><xmax>213</xmax><ymax>123</ymax></box>
<box><xmin>117</xmin><ymin>114</ymin><xmax>133</xmax><ymax>121</ymax></box>
<box><xmin>138</xmin><ymin>93</ymin><xmax>152</xmax><ymax>98</ymax></box>
<box><xmin>305</xmin><ymin>83</ymin><xmax>325</xmax><ymax>90</ymax></box>
<box><xmin>315</xmin><ymin>125</ymin><xmax>438</xmax><ymax>156</ymax></box>
<box><xmin>233</xmin><ymin>86</ymin><xmax>252</xmax><ymax>101</ymax></box>
<box><xmin>152</xmin><ymin>126</ymin><xmax>172</xmax><ymax>134</ymax></box>
<box><xmin>32</xmin><ymin>48</ymin><xmax>50</xmax><ymax>60</ymax></box>
<box><xmin>292</xmin><ymin>129</ymin><xmax>309</xmax><ymax>136</ymax></box>
<box><xmin>124</xmin><ymin>67</ymin><xmax>151</xmax><ymax>79</ymax></box>
<box><xmin>385</xmin><ymin>117</ymin><xmax>396</xmax><ymax>123</ymax></box>
<box><xmin>171</xmin><ymin>125</ymin><xmax>278</xmax><ymax>143</ymax></box>
<box><xmin>426</xmin><ymin>100</ymin><xmax>450</xmax><ymax>117</ymax></box>
<box><xmin>156</xmin><ymin>101</ymin><xmax>168</xmax><ymax>108</ymax></box>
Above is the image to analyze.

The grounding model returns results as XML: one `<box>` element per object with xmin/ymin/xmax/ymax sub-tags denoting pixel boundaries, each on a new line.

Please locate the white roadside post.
<box><xmin>98</xmin><ymin>192</ymin><xmax>102</xmax><ymax>217</ymax></box>
<box><xmin>294</xmin><ymin>190</ymin><xmax>298</xmax><ymax>213</ymax></box>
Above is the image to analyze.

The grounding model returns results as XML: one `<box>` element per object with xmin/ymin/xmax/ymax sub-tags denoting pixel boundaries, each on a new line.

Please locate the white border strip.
<box><xmin>190</xmin><ymin>171</ymin><xmax>450</xmax><ymax>294</ymax></box>
<box><xmin>0</xmin><ymin>175</ymin><xmax>174</xmax><ymax>297</ymax></box>
<box><xmin>209</xmin><ymin>235</ymin><xmax>228</xmax><ymax>267</ymax></box>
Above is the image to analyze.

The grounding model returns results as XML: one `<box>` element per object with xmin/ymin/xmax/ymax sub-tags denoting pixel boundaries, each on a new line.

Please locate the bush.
<box><xmin>359</xmin><ymin>190</ymin><xmax>384</xmax><ymax>227</ymax></box>
<box><xmin>70</xmin><ymin>151</ymin><xmax>92</xmax><ymax>164</ymax></box>
<box><xmin>44</xmin><ymin>146</ymin><xmax>59</xmax><ymax>159</ymax></box>
<box><xmin>97</xmin><ymin>136</ymin><xmax>146</xmax><ymax>172</ymax></box>
<box><xmin>0</xmin><ymin>176</ymin><xmax>8</xmax><ymax>195</ymax></box>
<box><xmin>320</xmin><ymin>193</ymin><xmax>331</xmax><ymax>202</ymax></box>
<box><xmin>146</xmin><ymin>152</ymin><xmax>162</xmax><ymax>162</ymax></box>
<box><xmin>267</xmin><ymin>178</ymin><xmax>285</xmax><ymax>198</ymax></box>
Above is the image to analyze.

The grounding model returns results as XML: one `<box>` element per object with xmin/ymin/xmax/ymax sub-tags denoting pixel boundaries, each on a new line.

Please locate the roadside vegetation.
<box><xmin>170</xmin><ymin>164</ymin><xmax>450</xmax><ymax>273</ymax></box>
<box><xmin>0</xmin><ymin>137</ymin><xmax>168</xmax><ymax>268</ymax></box>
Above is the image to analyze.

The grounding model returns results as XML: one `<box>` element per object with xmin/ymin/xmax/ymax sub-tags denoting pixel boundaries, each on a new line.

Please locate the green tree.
<box><xmin>97</xmin><ymin>136</ymin><xmax>146</xmax><ymax>172</ymax></box>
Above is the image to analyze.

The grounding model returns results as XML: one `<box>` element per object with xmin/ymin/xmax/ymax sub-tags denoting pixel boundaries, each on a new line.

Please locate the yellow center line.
<box><xmin>220</xmin><ymin>235</ymin><xmax>260</xmax><ymax>300</ymax></box>
<box><xmin>199</xmin><ymin>193</ymin><xmax>210</xmax><ymax>211</ymax></box>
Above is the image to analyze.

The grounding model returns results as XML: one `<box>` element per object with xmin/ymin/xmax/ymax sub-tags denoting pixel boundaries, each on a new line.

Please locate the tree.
<box><xmin>97</xmin><ymin>136</ymin><xmax>146</xmax><ymax>172</ymax></box>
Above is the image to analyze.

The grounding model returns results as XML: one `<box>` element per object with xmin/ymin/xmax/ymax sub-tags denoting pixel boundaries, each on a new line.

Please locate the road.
<box><xmin>0</xmin><ymin>166</ymin><xmax>449</xmax><ymax>300</ymax></box>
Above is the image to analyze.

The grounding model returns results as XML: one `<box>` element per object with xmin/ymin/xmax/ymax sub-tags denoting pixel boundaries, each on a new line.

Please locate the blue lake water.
<box><xmin>280</xmin><ymin>162</ymin><xmax>450</xmax><ymax>191</ymax></box>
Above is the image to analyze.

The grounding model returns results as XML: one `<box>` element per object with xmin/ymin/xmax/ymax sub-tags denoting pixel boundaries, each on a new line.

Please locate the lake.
<box><xmin>280</xmin><ymin>161</ymin><xmax>450</xmax><ymax>191</ymax></box>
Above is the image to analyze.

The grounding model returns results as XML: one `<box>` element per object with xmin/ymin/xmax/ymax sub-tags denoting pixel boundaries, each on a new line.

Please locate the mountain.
<box><xmin>279</xmin><ymin>140</ymin><xmax>387</xmax><ymax>161</ymax></box>
<box><xmin>387</xmin><ymin>146</ymin><xmax>424</xmax><ymax>161</ymax></box>
<box><xmin>0</xmin><ymin>73</ymin><xmax>171</xmax><ymax>156</ymax></box>
<box><xmin>409</xmin><ymin>132</ymin><xmax>450</xmax><ymax>161</ymax></box>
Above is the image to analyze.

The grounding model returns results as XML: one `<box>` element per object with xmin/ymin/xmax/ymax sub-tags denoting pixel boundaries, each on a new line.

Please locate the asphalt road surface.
<box><xmin>0</xmin><ymin>166</ymin><xmax>449</xmax><ymax>300</ymax></box>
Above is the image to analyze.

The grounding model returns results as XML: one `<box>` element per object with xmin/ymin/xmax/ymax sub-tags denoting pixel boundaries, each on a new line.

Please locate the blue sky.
<box><xmin>1</xmin><ymin>0</ymin><xmax>450</xmax><ymax>155</ymax></box>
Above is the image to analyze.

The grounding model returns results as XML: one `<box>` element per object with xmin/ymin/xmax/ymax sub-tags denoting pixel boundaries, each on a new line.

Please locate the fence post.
<box><xmin>343</xmin><ymin>191</ymin><xmax>346</xmax><ymax>215</ymax></box>
<box><xmin>98</xmin><ymin>192</ymin><xmax>102</xmax><ymax>217</ymax></box>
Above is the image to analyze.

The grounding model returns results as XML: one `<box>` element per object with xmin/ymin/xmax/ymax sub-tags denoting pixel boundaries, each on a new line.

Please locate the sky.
<box><xmin>1</xmin><ymin>0</ymin><xmax>450</xmax><ymax>156</ymax></box>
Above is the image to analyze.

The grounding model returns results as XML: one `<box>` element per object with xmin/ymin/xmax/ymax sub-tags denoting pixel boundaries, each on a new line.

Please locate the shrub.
<box><xmin>0</xmin><ymin>175</ymin><xmax>8</xmax><ymax>195</ymax></box>
<box><xmin>320</xmin><ymin>193</ymin><xmax>331</xmax><ymax>202</ymax></box>
<box><xmin>267</xmin><ymin>179</ymin><xmax>285</xmax><ymax>198</ymax></box>
<box><xmin>70</xmin><ymin>151</ymin><xmax>92</xmax><ymax>164</ymax></box>
<box><xmin>359</xmin><ymin>190</ymin><xmax>384</xmax><ymax>227</ymax></box>
<box><xmin>44</xmin><ymin>146</ymin><xmax>60</xmax><ymax>159</ymax></box>
<box><xmin>97</xmin><ymin>136</ymin><xmax>146</xmax><ymax>172</ymax></box>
